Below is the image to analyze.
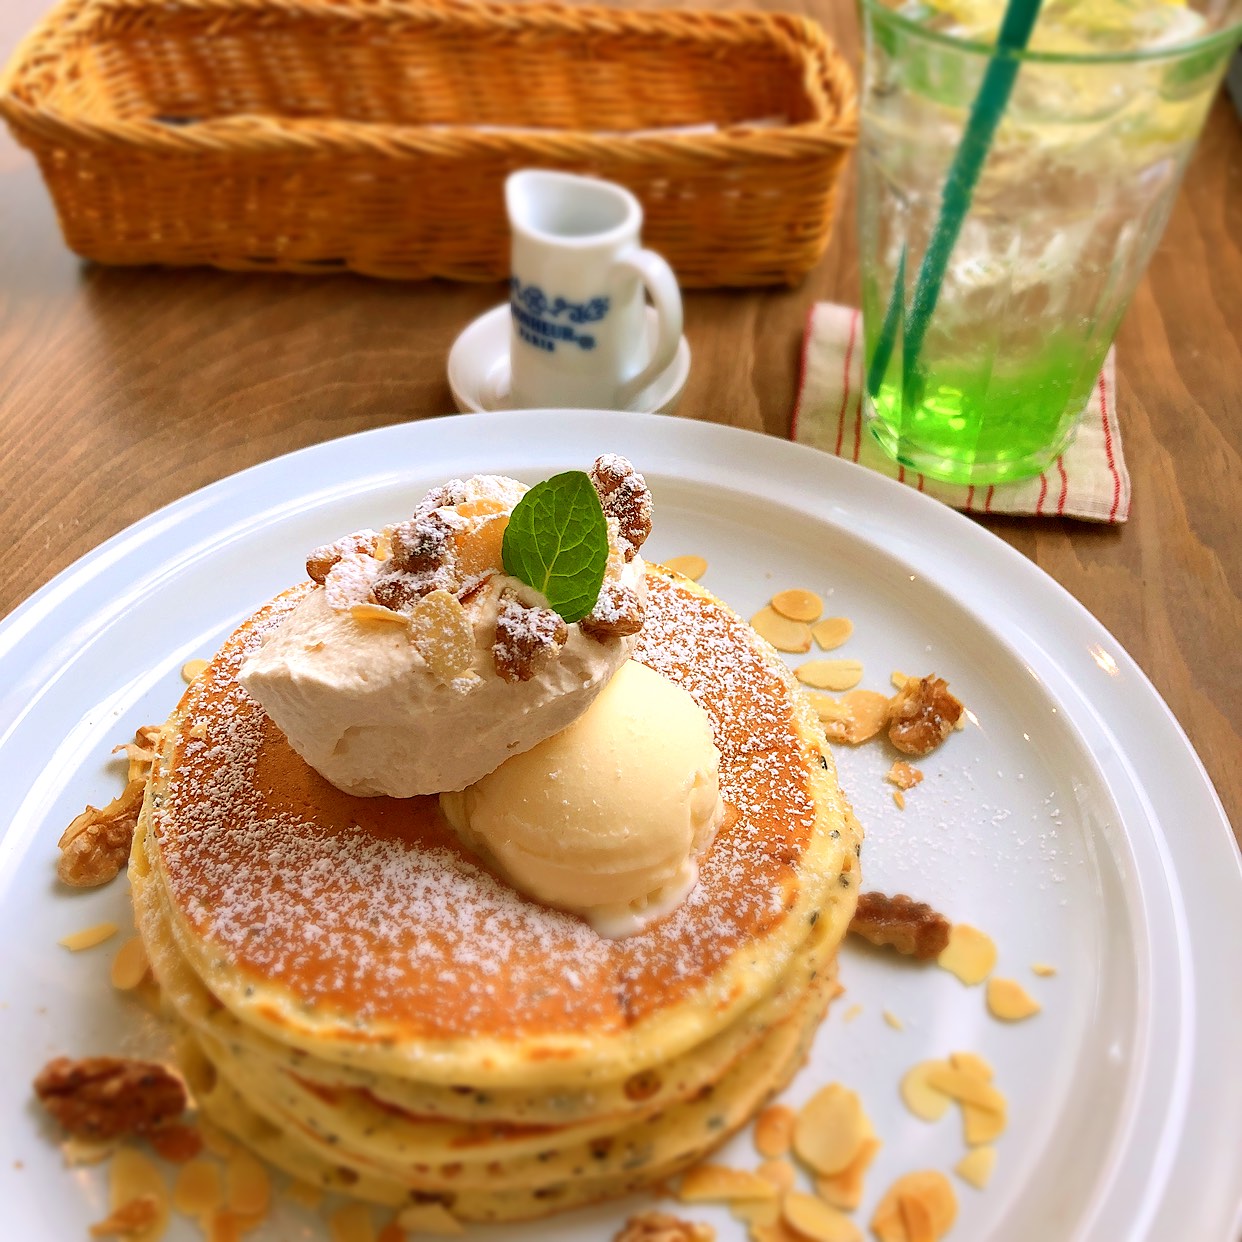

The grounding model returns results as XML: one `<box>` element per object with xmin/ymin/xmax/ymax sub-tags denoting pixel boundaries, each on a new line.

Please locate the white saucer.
<box><xmin>447</xmin><ymin>303</ymin><xmax>691</xmax><ymax>415</ymax></box>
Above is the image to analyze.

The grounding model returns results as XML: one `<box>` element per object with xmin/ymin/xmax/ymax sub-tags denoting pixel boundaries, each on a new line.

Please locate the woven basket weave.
<box><xmin>0</xmin><ymin>0</ymin><xmax>857</xmax><ymax>286</ymax></box>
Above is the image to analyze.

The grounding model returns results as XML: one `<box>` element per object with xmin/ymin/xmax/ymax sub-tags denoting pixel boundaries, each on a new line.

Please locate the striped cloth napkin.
<box><xmin>791</xmin><ymin>303</ymin><xmax>1131</xmax><ymax>523</ymax></box>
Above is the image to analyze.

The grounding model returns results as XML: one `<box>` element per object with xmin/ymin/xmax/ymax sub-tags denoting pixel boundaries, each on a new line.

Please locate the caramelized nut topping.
<box><xmin>306</xmin><ymin>529</ymin><xmax>379</xmax><ymax>584</ymax></box>
<box><xmin>388</xmin><ymin>511</ymin><xmax>453</xmax><ymax>577</ymax></box>
<box><xmin>88</xmin><ymin>1196</ymin><xmax>159</xmax><ymax>1238</ymax></box>
<box><xmin>888</xmin><ymin>675</ymin><xmax>964</xmax><ymax>756</ymax></box>
<box><xmin>849</xmin><ymin>892</ymin><xmax>951</xmax><ymax>961</ymax></box>
<box><xmin>580</xmin><ymin>581</ymin><xmax>645</xmax><ymax>641</ymax></box>
<box><xmin>414</xmin><ymin>478</ymin><xmax>468</xmax><ymax>516</ymax></box>
<box><xmin>885</xmin><ymin>760</ymin><xmax>924</xmax><ymax>791</ymax></box>
<box><xmin>614</xmin><ymin>1211</ymin><xmax>716</xmax><ymax>1242</ymax></box>
<box><xmin>57</xmin><ymin>778</ymin><xmax>146</xmax><ymax>888</ymax></box>
<box><xmin>34</xmin><ymin>1057</ymin><xmax>187</xmax><ymax>1141</ymax></box>
<box><xmin>591</xmin><ymin>455</ymin><xmax>652</xmax><ymax>561</ymax></box>
<box><xmin>492</xmin><ymin>594</ymin><xmax>568</xmax><ymax>682</ymax></box>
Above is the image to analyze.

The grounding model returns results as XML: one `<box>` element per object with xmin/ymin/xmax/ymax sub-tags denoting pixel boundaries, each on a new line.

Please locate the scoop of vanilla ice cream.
<box><xmin>239</xmin><ymin>563</ymin><xmax>642</xmax><ymax>797</ymax></box>
<box><xmin>439</xmin><ymin>660</ymin><xmax>725</xmax><ymax>938</ymax></box>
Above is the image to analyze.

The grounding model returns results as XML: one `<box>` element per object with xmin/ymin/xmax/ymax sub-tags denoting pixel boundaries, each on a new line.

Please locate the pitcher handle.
<box><xmin>612</xmin><ymin>248</ymin><xmax>683</xmax><ymax>407</ymax></box>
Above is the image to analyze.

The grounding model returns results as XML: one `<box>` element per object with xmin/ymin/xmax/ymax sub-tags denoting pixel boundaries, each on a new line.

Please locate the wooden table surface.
<box><xmin>1</xmin><ymin>1</ymin><xmax>1239</xmax><ymax>849</ymax></box>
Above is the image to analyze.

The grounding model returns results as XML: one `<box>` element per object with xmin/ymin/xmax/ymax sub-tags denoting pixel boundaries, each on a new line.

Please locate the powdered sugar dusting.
<box><xmin>155</xmin><ymin>576</ymin><xmax>819</xmax><ymax>1039</ymax></box>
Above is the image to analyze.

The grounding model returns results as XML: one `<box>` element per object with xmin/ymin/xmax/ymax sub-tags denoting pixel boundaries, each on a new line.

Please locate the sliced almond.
<box><xmin>987</xmin><ymin>978</ymin><xmax>1042</xmax><ymax>1021</ymax></box>
<box><xmin>758</xmin><ymin>1159</ymin><xmax>797</xmax><ymax>1193</ymax></box>
<box><xmin>394</xmin><ymin>1202</ymin><xmax>463</xmax><ymax>1234</ymax></box>
<box><xmin>963</xmin><ymin>1099</ymin><xmax>1007</xmax><ymax>1146</ymax></box>
<box><xmin>59</xmin><ymin>922</ymin><xmax>119</xmax><ymax>952</ymax></box>
<box><xmin>806</xmin><ymin>692</ymin><xmax>853</xmax><ymax>725</ymax></box>
<box><xmin>772</xmin><ymin>589</ymin><xmax>823</xmax><ymax>623</ymax></box>
<box><xmin>349</xmin><ymin>602</ymin><xmax>408</xmax><ymax>626</ymax></box>
<box><xmin>793</xmin><ymin>1084</ymin><xmax>868</xmax><ymax>1176</ymax></box>
<box><xmin>62</xmin><ymin>1138</ymin><xmax>117</xmax><ymax>1167</ymax></box>
<box><xmin>891</xmin><ymin>670</ymin><xmax>911</xmax><ymax>690</ymax></box>
<box><xmin>898</xmin><ymin>1192</ymin><xmax>937</xmax><ymax>1242</ymax></box>
<box><xmin>410</xmin><ymin>589</ymin><xmax>475</xmax><ymax>682</ymax></box>
<box><xmin>207</xmin><ymin>1213</ymin><xmax>251</xmax><ymax>1242</ymax></box>
<box><xmin>732</xmin><ymin>1197</ymin><xmax>782</xmax><ymax>1228</ymax></box>
<box><xmin>328</xmin><ymin>1202</ymin><xmax>376</xmax><ymax>1242</ymax></box>
<box><xmin>751</xmin><ymin>607</ymin><xmax>814</xmax><ymax>654</ymax></box>
<box><xmin>663</xmin><ymin>555</ymin><xmax>708</xmax><ymax>581</ymax></box>
<box><xmin>755</xmin><ymin>1104</ymin><xmax>797</xmax><ymax>1159</ymax></box>
<box><xmin>937</xmin><ymin>924</ymin><xmax>997</xmax><ymax>985</ymax></box>
<box><xmin>285</xmin><ymin>1180</ymin><xmax>325</xmax><ymax>1209</ymax></box>
<box><xmin>810</xmin><ymin>616</ymin><xmax>853</xmax><ymax>650</ymax></box>
<box><xmin>1031</xmin><ymin>962</ymin><xmax>1057</xmax><ymax>977</ymax></box>
<box><xmin>679</xmin><ymin>1164</ymin><xmax>778</xmax><ymax>1203</ymax></box>
<box><xmin>783</xmin><ymin>1190</ymin><xmax>862</xmax><ymax>1242</ymax></box>
<box><xmin>814</xmin><ymin>1136</ymin><xmax>882</xmax><ymax>1211</ymax></box>
<box><xmin>110</xmin><ymin>937</ymin><xmax>149</xmax><ymax>991</ymax></box>
<box><xmin>105</xmin><ymin>1148</ymin><xmax>169</xmax><ymax>1242</ymax></box>
<box><xmin>885</xmin><ymin>761</ymin><xmax>924</xmax><ymax>790</ymax></box>
<box><xmin>839</xmin><ymin>690</ymin><xmax>890</xmax><ymax>740</ymax></box>
<box><xmin>173</xmin><ymin>1158</ymin><xmax>222</xmax><ymax>1221</ymax></box>
<box><xmin>955</xmin><ymin>1145</ymin><xmax>997</xmax><ymax>1189</ymax></box>
<box><xmin>197</xmin><ymin>1120</ymin><xmax>237</xmax><ymax>1159</ymax></box>
<box><xmin>924</xmin><ymin>1066</ymin><xmax>1006</xmax><ymax>1113</ymax></box>
<box><xmin>872</xmin><ymin>1172</ymin><xmax>957</xmax><ymax>1242</ymax></box>
<box><xmin>949</xmin><ymin>1051</ymin><xmax>994</xmax><ymax>1083</ymax></box>
<box><xmin>900</xmin><ymin>1060</ymin><xmax>953</xmax><ymax>1122</ymax></box>
<box><xmin>796</xmin><ymin>660</ymin><xmax>864</xmax><ymax>692</ymax></box>
<box><xmin>752</xmin><ymin>1221</ymin><xmax>810</xmax><ymax>1242</ymax></box>
<box><xmin>224</xmin><ymin>1147</ymin><xmax>270</xmax><ymax>1217</ymax></box>
<box><xmin>180</xmin><ymin>659</ymin><xmax>209</xmax><ymax>684</ymax></box>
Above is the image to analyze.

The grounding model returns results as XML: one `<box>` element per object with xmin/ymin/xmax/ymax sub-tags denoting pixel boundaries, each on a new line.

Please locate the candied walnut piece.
<box><xmin>34</xmin><ymin>1057</ymin><xmax>188</xmax><ymax>1141</ymax></box>
<box><xmin>850</xmin><ymin>892</ymin><xmax>951</xmax><ymax>961</ymax></box>
<box><xmin>306</xmin><ymin>529</ymin><xmax>379</xmax><ymax>584</ymax></box>
<box><xmin>373</xmin><ymin>511</ymin><xmax>459</xmax><ymax>610</ymax></box>
<box><xmin>388</xmin><ymin>511</ymin><xmax>453</xmax><ymax>576</ymax></box>
<box><xmin>615</xmin><ymin>1210</ymin><xmax>716</xmax><ymax>1242</ymax></box>
<box><xmin>580</xmin><ymin>581</ymin><xmax>645</xmax><ymax>641</ymax></box>
<box><xmin>493</xmin><ymin>594</ymin><xmax>568</xmax><ymax>682</ymax></box>
<box><xmin>414</xmin><ymin>478</ymin><xmax>468</xmax><ymax>516</ymax></box>
<box><xmin>89</xmin><ymin>1196</ymin><xmax>159</xmax><ymax>1238</ymax></box>
<box><xmin>57</xmin><ymin>778</ymin><xmax>146</xmax><ymax>888</ymax></box>
<box><xmin>591</xmin><ymin>455</ymin><xmax>652</xmax><ymax>561</ymax></box>
<box><xmin>888</xmin><ymin>675</ymin><xmax>963</xmax><ymax>756</ymax></box>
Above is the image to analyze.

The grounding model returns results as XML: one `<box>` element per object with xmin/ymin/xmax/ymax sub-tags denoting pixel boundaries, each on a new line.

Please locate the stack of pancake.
<box><xmin>130</xmin><ymin>566</ymin><xmax>862</xmax><ymax>1222</ymax></box>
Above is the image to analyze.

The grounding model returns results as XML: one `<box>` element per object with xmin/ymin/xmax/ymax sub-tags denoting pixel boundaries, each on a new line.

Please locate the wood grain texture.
<box><xmin>0</xmin><ymin>0</ymin><xmax>1238</xmax><ymax>844</ymax></box>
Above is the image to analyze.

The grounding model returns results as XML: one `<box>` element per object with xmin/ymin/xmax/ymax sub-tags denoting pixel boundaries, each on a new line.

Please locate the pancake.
<box><xmin>131</xmin><ymin>565</ymin><xmax>862</xmax><ymax>1221</ymax></box>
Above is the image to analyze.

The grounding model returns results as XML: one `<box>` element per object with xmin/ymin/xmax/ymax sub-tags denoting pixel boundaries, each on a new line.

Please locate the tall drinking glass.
<box><xmin>858</xmin><ymin>1</ymin><xmax>1242</xmax><ymax>486</ymax></box>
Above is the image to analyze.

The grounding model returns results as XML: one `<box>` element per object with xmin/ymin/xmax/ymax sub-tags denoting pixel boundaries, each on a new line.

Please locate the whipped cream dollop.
<box><xmin>440</xmin><ymin>660</ymin><xmax>725</xmax><ymax>938</ymax></box>
<box><xmin>239</xmin><ymin>472</ymin><xmax>648</xmax><ymax>797</ymax></box>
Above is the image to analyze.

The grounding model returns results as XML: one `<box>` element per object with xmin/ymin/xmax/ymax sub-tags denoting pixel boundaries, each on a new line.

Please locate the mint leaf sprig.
<box><xmin>501</xmin><ymin>471</ymin><xmax>609</xmax><ymax>624</ymax></box>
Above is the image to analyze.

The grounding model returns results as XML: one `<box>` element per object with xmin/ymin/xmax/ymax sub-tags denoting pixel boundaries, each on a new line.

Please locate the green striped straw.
<box><xmin>866</xmin><ymin>0</ymin><xmax>1046</xmax><ymax>401</ymax></box>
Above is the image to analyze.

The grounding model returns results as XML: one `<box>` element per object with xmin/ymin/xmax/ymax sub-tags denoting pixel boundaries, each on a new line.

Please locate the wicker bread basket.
<box><xmin>0</xmin><ymin>0</ymin><xmax>857</xmax><ymax>286</ymax></box>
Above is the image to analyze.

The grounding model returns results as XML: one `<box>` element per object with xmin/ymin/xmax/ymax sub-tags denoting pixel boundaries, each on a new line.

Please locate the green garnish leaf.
<box><xmin>501</xmin><ymin>471</ymin><xmax>609</xmax><ymax>623</ymax></box>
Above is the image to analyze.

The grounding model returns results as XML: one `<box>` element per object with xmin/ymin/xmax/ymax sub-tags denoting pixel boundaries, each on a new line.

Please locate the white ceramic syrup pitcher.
<box><xmin>500</xmin><ymin>169</ymin><xmax>684</xmax><ymax>410</ymax></box>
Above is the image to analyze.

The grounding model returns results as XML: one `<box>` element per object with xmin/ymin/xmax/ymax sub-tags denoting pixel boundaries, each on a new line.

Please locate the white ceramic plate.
<box><xmin>1</xmin><ymin>412</ymin><xmax>1238</xmax><ymax>1242</ymax></box>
